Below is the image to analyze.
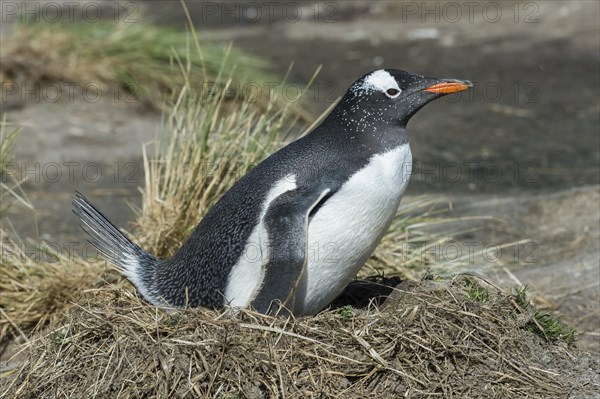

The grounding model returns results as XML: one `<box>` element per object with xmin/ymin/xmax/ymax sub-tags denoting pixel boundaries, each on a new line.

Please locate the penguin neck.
<box><xmin>321</xmin><ymin>100</ymin><xmax>409</xmax><ymax>154</ymax></box>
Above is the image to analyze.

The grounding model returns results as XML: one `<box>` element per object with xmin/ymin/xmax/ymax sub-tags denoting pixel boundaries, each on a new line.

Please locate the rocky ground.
<box><xmin>1</xmin><ymin>0</ymin><xmax>599</xmax><ymax>354</ymax></box>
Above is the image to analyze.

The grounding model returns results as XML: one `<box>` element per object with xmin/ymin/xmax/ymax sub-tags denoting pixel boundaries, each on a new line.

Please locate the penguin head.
<box><xmin>338</xmin><ymin>69</ymin><xmax>472</xmax><ymax>129</ymax></box>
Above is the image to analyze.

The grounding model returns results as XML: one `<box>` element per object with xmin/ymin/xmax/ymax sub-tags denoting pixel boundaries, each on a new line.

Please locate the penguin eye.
<box><xmin>386</xmin><ymin>88</ymin><xmax>400</xmax><ymax>97</ymax></box>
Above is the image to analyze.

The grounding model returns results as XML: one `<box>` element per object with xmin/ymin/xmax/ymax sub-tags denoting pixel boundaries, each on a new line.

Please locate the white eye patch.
<box><xmin>355</xmin><ymin>70</ymin><xmax>402</xmax><ymax>98</ymax></box>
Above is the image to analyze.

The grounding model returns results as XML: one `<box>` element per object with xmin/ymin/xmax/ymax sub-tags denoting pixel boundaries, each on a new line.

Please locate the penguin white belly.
<box><xmin>299</xmin><ymin>144</ymin><xmax>412</xmax><ymax>315</ymax></box>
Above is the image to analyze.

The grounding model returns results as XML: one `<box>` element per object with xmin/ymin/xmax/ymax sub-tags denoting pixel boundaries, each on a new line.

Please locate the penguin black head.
<box><xmin>332</xmin><ymin>69</ymin><xmax>472</xmax><ymax>131</ymax></box>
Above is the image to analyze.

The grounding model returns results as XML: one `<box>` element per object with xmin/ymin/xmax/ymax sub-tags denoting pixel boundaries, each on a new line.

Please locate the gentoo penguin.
<box><xmin>73</xmin><ymin>69</ymin><xmax>471</xmax><ymax>316</ymax></box>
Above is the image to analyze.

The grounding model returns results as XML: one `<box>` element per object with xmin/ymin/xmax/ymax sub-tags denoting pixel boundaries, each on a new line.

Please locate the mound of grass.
<box><xmin>1</xmin><ymin>276</ymin><xmax>595</xmax><ymax>398</ymax></box>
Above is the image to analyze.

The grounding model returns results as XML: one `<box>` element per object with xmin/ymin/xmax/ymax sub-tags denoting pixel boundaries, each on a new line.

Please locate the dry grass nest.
<box><xmin>1</xmin><ymin>275</ymin><xmax>597</xmax><ymax>399</ymax></box>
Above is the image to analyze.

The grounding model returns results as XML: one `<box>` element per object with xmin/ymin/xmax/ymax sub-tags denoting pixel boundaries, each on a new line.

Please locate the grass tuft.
<box><xmin>0</xmin><ymin>19</ymin><xmax>274</xmax><ymax>108</ymax></box>
<box><xmin>336</xmin><ymin>305</ymin><xmax>354</xmax><ymax>320</ymax></box>
<box><xmin>465</xmin><ymin>277</ymin><xmax>490</xmax><ymax>302</ymax></box>
<box><xmin>513</xmin><ymin>286</ymin><xmax>576</xmax><ymax>345</ymax></box>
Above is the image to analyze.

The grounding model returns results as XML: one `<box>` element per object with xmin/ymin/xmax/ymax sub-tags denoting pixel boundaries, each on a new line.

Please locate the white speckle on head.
<box><xmin>224</xmin><ymin>174</ymin><xmax>297</xmax><ymax>307</ymax></box>
<box><xmin>353</xmin><ymin>70</ymin><xmax>401</xmax><ymax>98</ymax></box>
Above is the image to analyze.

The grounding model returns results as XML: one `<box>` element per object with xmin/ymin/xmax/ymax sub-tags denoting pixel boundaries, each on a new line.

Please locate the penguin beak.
<box><xmin>422</xmin><ymin>79</ymin><xmax>473</xmax><ymax>94</ymax></box>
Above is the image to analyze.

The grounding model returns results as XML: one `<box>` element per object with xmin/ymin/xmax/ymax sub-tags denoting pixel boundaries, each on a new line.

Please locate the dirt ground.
<box><xmin>1</xmin><ymin>0</ymin><xmax>599</xmax><ymax>356</ymax></box>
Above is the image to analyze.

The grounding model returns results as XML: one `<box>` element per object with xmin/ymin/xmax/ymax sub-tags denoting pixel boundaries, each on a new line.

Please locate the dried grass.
<box><xmin>1</xmin><ymin>276</ymin><xmax>596</xmax><ymax>398</ymax></box>
<box><xmin>0</xmin><ymin>232</ymin><xmax>102</xmax><ymax>352</ymax></box>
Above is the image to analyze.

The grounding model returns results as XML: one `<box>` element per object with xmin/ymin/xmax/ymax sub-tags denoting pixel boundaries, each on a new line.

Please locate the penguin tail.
<box><xmin>72</xmin><ymin>192</ymin><xmax>161</xmax><ymax>305</ymax></box>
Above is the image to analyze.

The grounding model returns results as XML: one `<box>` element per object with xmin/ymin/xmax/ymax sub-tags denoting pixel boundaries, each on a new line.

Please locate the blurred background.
<box><xmin>1</xmin><ymin>1</ymin><xmax>599</xmax><ymax>351</ymax></box>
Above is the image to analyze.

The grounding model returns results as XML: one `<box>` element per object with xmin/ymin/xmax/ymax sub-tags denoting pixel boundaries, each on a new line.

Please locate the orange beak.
<box><xmin>423</xmin><ymin>81</ymin><xmax>472</xmax><ymax>94</ymax></box>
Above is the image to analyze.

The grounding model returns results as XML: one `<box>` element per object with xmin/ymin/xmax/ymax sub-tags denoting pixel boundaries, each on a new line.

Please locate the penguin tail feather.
<box><xmin>72</xmin><ymin>192</ymin><xmax>159</xmax><ymax>300</ymax></box>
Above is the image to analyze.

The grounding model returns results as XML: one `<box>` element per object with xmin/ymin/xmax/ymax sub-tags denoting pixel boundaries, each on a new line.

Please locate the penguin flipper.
<box><xmin>251</xmin><ymin>186</ymin><xmax>331</xmax><ymax>316</ymax></box>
